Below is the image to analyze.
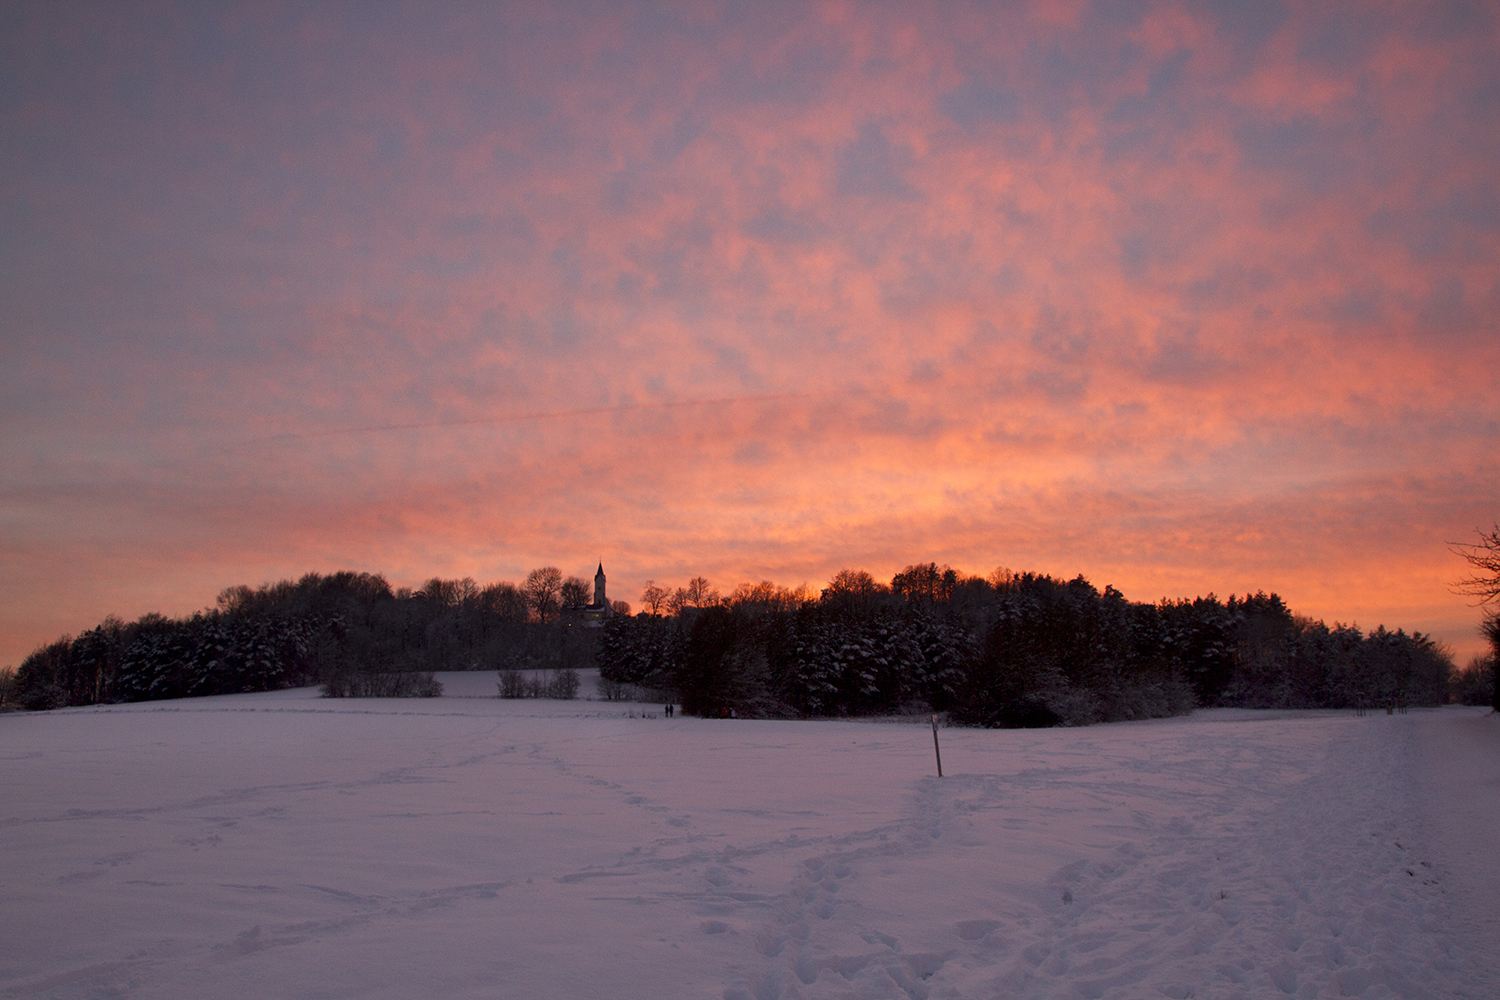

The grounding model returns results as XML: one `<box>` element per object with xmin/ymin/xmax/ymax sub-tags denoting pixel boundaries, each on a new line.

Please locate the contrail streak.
<box><xmin>253</xmin><ymin>392</ymin><xmax>805</xmax><ymax>442</ymax></box>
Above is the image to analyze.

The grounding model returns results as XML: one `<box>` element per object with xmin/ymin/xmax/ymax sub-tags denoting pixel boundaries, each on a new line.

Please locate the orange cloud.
<box><xmin>2</xmin><ymin>2</ymin><xmax>1497</xmax><ymax>667</ymax></box>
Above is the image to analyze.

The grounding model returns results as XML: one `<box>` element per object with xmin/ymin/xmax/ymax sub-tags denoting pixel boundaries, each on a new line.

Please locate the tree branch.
<box><xmin>1450</xmin><ymin>525</ymin><xmax>1500</xmax><ymax>604</ymax></box>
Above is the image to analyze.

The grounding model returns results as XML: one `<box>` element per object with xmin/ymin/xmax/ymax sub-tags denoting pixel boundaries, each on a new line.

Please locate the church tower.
<box><xmin>562</xmin><ymin>563</ymin><xmax>613</xmax><ymax>626</ymax></box>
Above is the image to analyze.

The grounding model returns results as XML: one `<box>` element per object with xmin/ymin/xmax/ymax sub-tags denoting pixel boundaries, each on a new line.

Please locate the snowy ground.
<box><xmin>2</xmin><ymin>673</ymin><xmax>1496</xmax><ymax>1000</ymax></box>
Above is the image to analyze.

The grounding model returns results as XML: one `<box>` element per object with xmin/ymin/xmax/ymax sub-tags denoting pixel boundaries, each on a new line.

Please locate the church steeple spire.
<box><xmin>593</xmin><ymin>563</ymin><xmax>607</xmax><ymax>609</ymax></box>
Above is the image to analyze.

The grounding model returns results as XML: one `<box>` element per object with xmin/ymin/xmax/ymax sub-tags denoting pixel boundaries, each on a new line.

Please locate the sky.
<box><xmin>2</xmin><ymin>0</ymin><xmax>1498</xmax><ymax>668</ymax></box>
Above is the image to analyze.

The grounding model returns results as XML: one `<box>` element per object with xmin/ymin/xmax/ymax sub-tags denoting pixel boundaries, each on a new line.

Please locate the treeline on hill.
<box><xmin>601</xmin><ymin>568</ymin><xmax>1453</xmax><ymax>725</ymax></box>
<box><xmin>5</xmin><ymin>563</ymin><xmax>1457</xmax><ymax>725</ymax></box>
<box><xmin>3</xmin><ymin>569</ymin><xmax>603</xmax><ymax>711</ymax></box>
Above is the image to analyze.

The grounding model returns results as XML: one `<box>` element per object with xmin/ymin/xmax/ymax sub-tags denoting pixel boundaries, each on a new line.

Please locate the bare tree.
<box><xmin>1485</xmin><ymin>617</ymin><xmax>1500</xmax><ymax>709</ymax></box>
<box><xmin>726</xmin><ymin>580</ymin><xmax>809</xmax><ymax>614</ymax></box>
<box><xmin>684</xmin><ymin>576</ymin><xmax>719</xmax><ymax>608</ymax></box>
<box><xmin>822</xmin><ymin>568</ymin><xmax>884</xmax><ymax>608</ymax></box>
<box><xmin>481</xmin><ymin>581</ymin><xmax>529</xmax><ymax>623</ymax></box>
<box><xmin>420</xmin><ymin>578</ymin><xmax>457</xmax><ymax>605</ymax></box>
<box><xmin>217</xmin><ymin>584</ymin><xmax>256</xmax><ymax>614</ymax></box>
<box><xmin>524</xmin><ymin>567</ymin><xmax>563</xmax><ymax>623</ymax></box>
<box><xmin>560</xmin><ymin>576</ymin><xmax>591</xmax><ymax>608</ymax></box>
<box><xmin>891</xmin><ymin>563</ymin><xmax>943</xmax><ymax>603</ymax></box>
<box><xmin>1451</xmin><ymin>525</ymin><xmax>1500</xmax><ymax>604</ymax></box>
<box><xmin>640</xmin><ymin>580</ymin><xmax>668</xmax><ymax>616</ymax></box>
<box><xmin>1451</xmin><ymin>524</ymin><xmax>1500</xmax><ymax>709</ymax></box>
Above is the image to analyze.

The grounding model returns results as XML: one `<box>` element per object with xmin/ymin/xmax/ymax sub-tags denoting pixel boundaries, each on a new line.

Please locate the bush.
<box><xmin>322</xmin><ymin>671</ymin><xmax>442</xmax><ymax>698</ymax></box>
<box><xmin>597</xmin><ymin>677</ymin><xmax>632</xmax><ymax>701</ymax></box>
<box><xmin>548</xmin><ymin>668</ymin><xmax>580</xmax><ymax>700</ymax></box>
<box><xmin>498</xmin><ymin>669</ymin><xmax>527</xmax><ymax>698</ymax></box>
<box><xmin>497</xmin><ymin>668</ymin><xmax>580</xmax><ymax>699</ymax></box>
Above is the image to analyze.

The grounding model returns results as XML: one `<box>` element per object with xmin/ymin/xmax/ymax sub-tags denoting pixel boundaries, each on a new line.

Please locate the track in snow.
<box><xmin>1</xmin><ymin>685</ymin><xmax>1494</xmax><ymax>999</ymax></box>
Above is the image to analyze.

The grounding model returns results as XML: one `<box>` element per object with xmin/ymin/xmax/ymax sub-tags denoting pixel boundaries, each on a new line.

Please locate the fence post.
<box><xmin>931</xmin><ymin>714</ymin><xmax>943</xmax><ymax>778</ymax></box>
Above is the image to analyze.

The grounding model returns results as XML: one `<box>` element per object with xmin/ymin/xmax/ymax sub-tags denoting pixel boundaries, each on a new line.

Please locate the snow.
<box><xmin>2</xmin><ymin>673</ymin><xmax>1496</xmax><ymax>999</ymax></box>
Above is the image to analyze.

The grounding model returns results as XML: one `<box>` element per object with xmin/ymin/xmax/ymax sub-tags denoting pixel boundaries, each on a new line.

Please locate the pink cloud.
<box><xmin>2</xmin><ymin>1</ymin><xmax>1498</xmax><ymax>667</ymax></box>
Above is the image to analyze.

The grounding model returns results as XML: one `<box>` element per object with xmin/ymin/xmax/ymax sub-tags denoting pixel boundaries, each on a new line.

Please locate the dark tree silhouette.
<box><xmin>639</xmin><ymin>580</ymin><xmax>669</xmax><ymax>616</ymax></box>
<box><xmin>1452</xmin><ymin>525</ymin><xmax>1500</xmax><ymax>603</ymax></box>
<box><xmin>524</xmin><ymin>567</ymin><xmax>563</xmax><ymax>623</ymax></box>
<box><xmin>559</xmin><ymin>576</ymin><xmax>591</xmax><ymax>608</ymax></box>
<box><xmin>821</xmin><ymin>568</ymin><xmax>885</xmax><ymax>609</ymax></box>
<box><xmin>1451</xmin><ymin>524</ymin><xmax>1500</xmax><ymax>709</ymax></box>
<box><xmin>1486</xmin><ymin>616</ymin><xmax>1500</xmax><ymax>711</ymax></box>
<box><xmin>9</xmin><ymin>559</ymin><xmax>1459</xmax><ymax>719</ymax></box>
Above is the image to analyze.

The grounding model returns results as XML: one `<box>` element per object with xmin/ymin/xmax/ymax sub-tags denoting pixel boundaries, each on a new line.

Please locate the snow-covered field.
<box><xmin>3</xmin><ymin>672</ymin><xmax>1497</xmax><ymax>999</ymax></box>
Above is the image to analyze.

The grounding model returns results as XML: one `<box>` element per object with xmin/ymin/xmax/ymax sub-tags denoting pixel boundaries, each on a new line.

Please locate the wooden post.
<box><xmin>931</xmin><ymin>714</ymin><xmax>943</xmax><ymax>778</ymax></box>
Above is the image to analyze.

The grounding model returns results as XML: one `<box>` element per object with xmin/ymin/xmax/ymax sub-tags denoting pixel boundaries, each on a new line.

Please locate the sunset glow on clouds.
<box><xmin>3</xmin><ymin>1</ymin><xmax>1498</xmax><ymax>666</ymax></box>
